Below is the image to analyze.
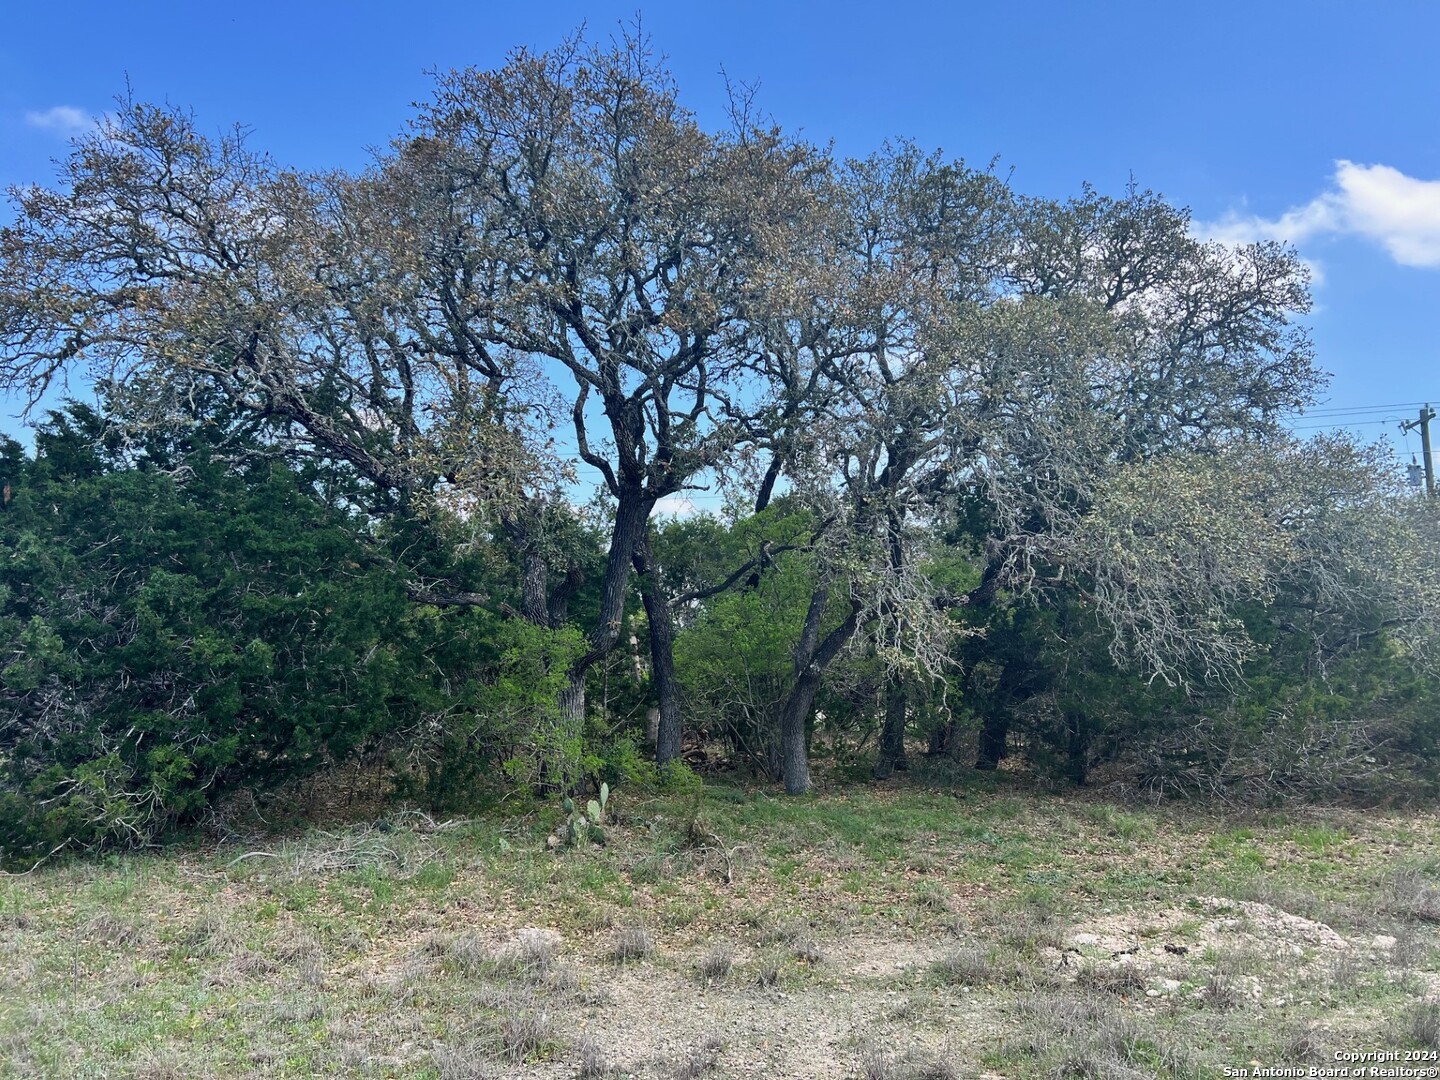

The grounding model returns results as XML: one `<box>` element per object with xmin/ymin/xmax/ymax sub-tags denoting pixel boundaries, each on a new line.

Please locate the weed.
<box><xmin>1287</xmin><ymin>823</ymin><xmax>1351</xmax><ymax>853</ymax></box>
<box><xmin>860</xmin><ymin>1042</ymin><xmax>903</xmax><ymax>1080</ymax></box>
<box><xmin>266</xmin><ymin>995</ymin><xmax>325</xmax><ymax>1024</ymax></box>
<box><xmin>761</xmin><ymin>917</ymin><xmax>811</xmax><ymax>945</ymax></box>
<box><xmin>1005</xmin><ymin>992</ymin><xmax>1197</xmax><ymax>1079</ymax></box>
<box><xmin>1084</xmin><ymin>804</ymin><xmax>1157</xmax><ymax>841</ymax></box>
<box><xmin>1201</xmin><ymin>967</ymin><xmax>1242</xmax><ymax>1011</ymax></box>
<box><xmin>496</xmin><ymin>1005</ymin><xmax>560</xmax><ymax>1063</ymax></box>
<box><xmin>611</xmin><ymin>922</ymin><xmax>653</xmax><ymax>964</ymax></box>
<box><xmin>793</xmin><ymin>937</ymin><xmax>824</xmax><ymax>965</ymax></box>
<box><xmin>1277</xmin><ymin>1023</ymin><xmax>1329</xmax><ymax>1064</ymax></box>
<box><xmin>80</xmin><ymin>911</ymin><xmax>144</xmax><ymax>947</ymax></box>
<box><xmin>434</xmin><ymin>1039</ymin><xmax>500</xmax><ymax>1079</ymax></box>
<box><xmin>992</xmin><ymin>900</ymin><xmax>1064</xmax><ymax>955</ymax></box>
<box><xmin>755</xmin><ymin>956</ymin><xmax>782</xmax><ymax>987</ymax></box>
<box><xmin>630</xmin><ymin>854</ymin><xmax>674</xmax><ymax>884</ymax></box>
<box><xmin>436</xmin><ymin>931</ymin><xmax>492</xmax><ymax>977</ymax></box>
<box><xmin>670</xmin><ymin>1035</ymin><xmax>725</xmax><ymax>1078</ymax></box>
<box><xmin>931</xmin><ymin>947</ymin><xmax>991</xmax><ymax>987</ymax></box>
<box><xmin>932</xmin><ymin>946</ymin><xmax>1051</xmax><ymax>990</ymax></box>
<box><xmin>544</xmin><ymin>962</ymin><xmax>582</xmax><ymax>995</ymax></box>
<box><xmin>1411</xmin><ymin>1002</ymin><xmax>1440</xmax><ymax>1050</ymax></box>
<box><xmin>885</xmin><ymin>995</ymin><xmax>927</xmax><ymax>1022</ymax></box>
<box><xmin>576</xmin><ymin>1033</ymin><xmax>609</xmax><ymax>1078</ymax></box>
<box><xmin>1327</xmin><ymin>952</ymin><xmax>1364</xmax><ymax>993</ymax></box>
<box><xmin>174</xmin><ymin>913</ymin><xmax>237</xmax><ymax>959</ymax></box>
<box><xmin>859</xmin><ymin>1040</ymin><xmax>960</xmax><ymax>1079</ymax></box>
<box><xmin>1394</xmin><ymin>928</ymin><xmax>1429</xmax><ymax>968</ymax></box>
<box><xmin>698</xmin><ymin>946</ymin><xmax>732</xmax><ymax>985</ymax></box>
<box><xmin>1074</xmin><ymin>962</ymin><xmax>1147</xmax><ymax>997</ymax></box>
<box><xmin>1392</xmin><ymin>869</ymin><xmax>1440</xmax><ymax>924</ymax></box>
<box><xmin>910</xmin><ymin>880</ymin><xmax>953</xmax><ymax>911</ymax></box>
<box><xmin>498</xmin><ymin>927</ymin><xmax>561</xmax><ymax>975</ymax></box>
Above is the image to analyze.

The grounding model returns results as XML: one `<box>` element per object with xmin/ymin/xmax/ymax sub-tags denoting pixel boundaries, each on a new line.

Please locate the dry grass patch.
<box><xmin>1392</xmin><ymin>869</ymin><xmax>1440</xmax><ymax>924</ymax></box>
<box><xmin>756</xmin><ymin>959</ymin><xmax>782</xmax><ymax>987</ymax></box>
<box><xmin>610</xmin><ymin>921</ymin><xmax>654</xmax><ymax>964</ymax></box>
<box><xmin>1003</xmin><ymin>992</ymin><xmax>1199</xmax><ymax>1079</ymax></box>
<box><xmin>1074</xmin><ymin>961</ymin><xmax>1148</xmax><ymax>997</ymax></box>
<box><xmin>932</xmin><ymin>945</ymin><xmax>1054</xmax><ymax>990</ymax></box>
<box><xmin>858</xmin><ymin>1040</ymin><xmax>961</xmax><ymax>1080</ymax></box>
<box><xmin>433</xmin><ymin>1038</ymin><xmax>500</xmax><ymax>1079</ymax></box>
<box><xmin>494</xmin><ymin>1002</ymin><xmax>560</xmax><ymax>1063</ymax></box>
<box><xmin>697</xmin><ymin>944</ymin><xmax>733</xmax><ymax>985</ymax></box>
<box><xmin>575</xmin><ymin>1033</ymin><xmax>610</xmax><ymax>1078</ymax></box>
<box><xmin>667</xmin><ymin>1034</ymin><xmax>726</xmax><ymax>1078</ymax></box>
<box><xmin>1276</xmin><ymin>1022</ymin><xmax>1332</xmax><ymax>1064</ymax></box>
<box><xmin>1409</xmin><ymin>1001</ymin><xmax>1440</xmax><ymax>1049</ymax></box>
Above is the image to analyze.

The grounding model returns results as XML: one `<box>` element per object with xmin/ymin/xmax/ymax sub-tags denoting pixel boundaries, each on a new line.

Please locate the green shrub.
<box><xmin>0</xmin><ymin>405</ymin><xmax>578</xmax><ymax>860</ymax></box>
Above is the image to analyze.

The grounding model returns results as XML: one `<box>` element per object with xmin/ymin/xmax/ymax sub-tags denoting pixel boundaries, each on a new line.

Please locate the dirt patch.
<box><xmin>444</xmin><ymin>931</ymin><xmax>983</xmax><ymax>1079</ymax></box>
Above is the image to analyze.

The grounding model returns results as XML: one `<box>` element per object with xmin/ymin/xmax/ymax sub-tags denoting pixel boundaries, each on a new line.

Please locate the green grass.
<box><xmin>1</xmin><ymin>781</ymin><xmax>1437</xmax><ymax>1077</ymax></box>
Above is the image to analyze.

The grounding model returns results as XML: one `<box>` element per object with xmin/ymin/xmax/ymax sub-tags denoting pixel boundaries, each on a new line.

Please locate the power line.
<box><xmin>1285</xmin><ymin>419</ymin><xmax>1406</xmax><ymax>430</ymax></box>
<box><xmin>1284</xmin><ymin>401</ymin><xmax>1432</xmax><ymax>418</ymax></box>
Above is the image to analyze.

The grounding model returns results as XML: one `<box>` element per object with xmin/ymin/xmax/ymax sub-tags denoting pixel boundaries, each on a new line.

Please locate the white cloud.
<box><xmin>24</xmin><ymin>105</ymin><xmax>97</xmax><ymax>137</ymax></box>
<box><xmin>1200</xmin><ymin>161</ymin><xmax>1440</xmax><ymax>270</ymax></box>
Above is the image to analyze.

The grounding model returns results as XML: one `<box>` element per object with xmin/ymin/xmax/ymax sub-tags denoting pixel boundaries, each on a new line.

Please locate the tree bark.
<box><xmin>780</xmin><ymin>668</ymin><xmax>822</xmax><ymax>794</ymax></box>
<box><xmin>556</xmin><ymin>677</ymin><xmax>586</xmax><ymax>786</ymax></box>
<box><xmin>974</xmin><ymin>658</ymin><xmax>1034</xmax><ymax>770</ymax></box>
<box><xmin>575</xmin><ymin>488</ymin><xmax>652</xmax><ymax>674</ymax></box>
<box><xmin>779</xmin><ymin>589</ymin><xmax>864</xmax><ymax>794</ymax></box>
<box><xmin>521</xmin><ymin>549</ymin><xmax>549</xmax><ymax>626</ymax></box>
<box><xmin>633</xmin><ymin>534</ymin><xmax>682</xmax><ymax>766</ymax></box>
<box><xmin>975</xmin><ymin>707</ymin><xmax>1010</xmax><ymax>770</ymax></box>
<box><xmin>874</xmin><ymin>672</ymin><xmax>909</xmax><ymax>778</ymax></box>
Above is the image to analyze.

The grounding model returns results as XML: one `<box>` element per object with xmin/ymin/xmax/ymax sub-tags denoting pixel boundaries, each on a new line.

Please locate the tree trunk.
<box><xmin>780</xmin><ymin>669</ymin><xmax>822</xmax><ymax>794</ymax></box>
<box><xmin>574</xmin><ymin>488</ymin><xmax>651</xmax><ymax>674</ymax></box>
<box><xmin>874</xmin><ymin>672</ymin><xmax>908</xmax><ymax>778</ymax></box>
<box><xmin>557</xmin><ymin>676</ymin><xmax>586</xmax><ymax>787</ymax></box>
<box><xmin>778</xmin><ymin>589</ymin><xmax>864</xmax><ymax>795</ymax></box>
<box><xmin>521</xmin><ymin>549</ymin><xmax>549</xmax><ymax>625</ymax></box>
<box><xmin>975</xmin><ymin>708</ymin><xmax>1009</xmax><ymax>770</ymax></box>
<box><xmin>975</xmin><ymin>654</ymin><xmax>1029</xmax><ymax>770</ymax></box>
<box><xmin>633</xmin><ymin>535</ymin><xmax>682</xmax><ymax>766</ymax></box>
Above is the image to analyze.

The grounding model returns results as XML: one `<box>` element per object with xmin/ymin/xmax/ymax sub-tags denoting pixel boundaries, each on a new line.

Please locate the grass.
<box><xmin>696</xmin><ymin>945</ymin><xmax>732</xmax><ymax>985</ymax></box>
<box><xmin>1</xmin><ymin>780</ymin><xmax>1438</xmax><ymax>1076</ymax></box>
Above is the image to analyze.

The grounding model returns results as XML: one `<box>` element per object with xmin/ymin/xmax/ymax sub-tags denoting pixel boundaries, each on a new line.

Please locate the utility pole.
<box><xmin>1401</xmin><ymin>404</ymin><xmax>1437</xmax><ymax>497</ymax></box>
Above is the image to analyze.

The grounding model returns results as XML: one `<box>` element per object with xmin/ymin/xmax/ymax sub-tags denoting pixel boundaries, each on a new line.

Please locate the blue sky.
<box><xmin>3</xmin><ymin>1</ymin><xmax>1439</xmax><ymax>469</ymax></box>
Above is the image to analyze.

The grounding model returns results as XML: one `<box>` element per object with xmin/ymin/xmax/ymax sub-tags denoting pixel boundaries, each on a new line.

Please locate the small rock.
<box><xmin>1372</xmin><ymin>934</ymin><xmax>1398</xmax><ymax>950</ymax></box>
